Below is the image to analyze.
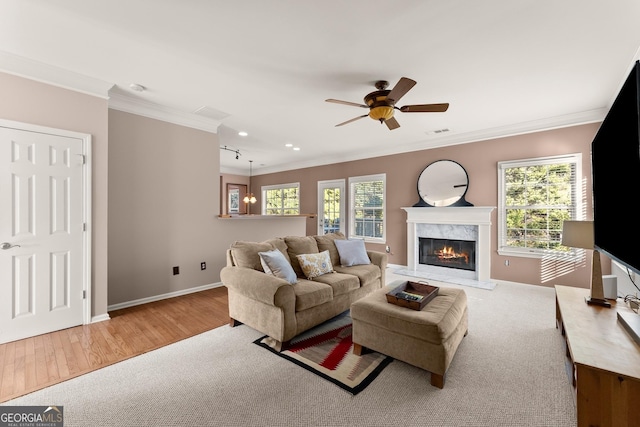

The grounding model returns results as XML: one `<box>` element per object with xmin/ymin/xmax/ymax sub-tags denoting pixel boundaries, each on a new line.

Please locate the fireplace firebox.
<box><xmin>419</xmin><ymin>237</ymin><xmax>476</xmax><ymax>272</ymax></box>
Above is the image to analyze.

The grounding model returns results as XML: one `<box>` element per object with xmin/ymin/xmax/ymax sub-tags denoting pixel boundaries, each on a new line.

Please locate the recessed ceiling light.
<box><xmin>129</xmin><ymin>83</ymin><xmax>146</xmax><ymax>92</ymax></box>
<box><xmin>238</xmin><ymin>131</ymin><xmax>248</xmax><ymax>137</ymax></box>
<box><xmin>293</xmin><ymin>147</ymin><xmax>301</xmax><ymax>151</ymax></box>
<box><xmin>285</xmin><ymin>143</ymin><xmax>293</xmax><ymax>147</ymax></box>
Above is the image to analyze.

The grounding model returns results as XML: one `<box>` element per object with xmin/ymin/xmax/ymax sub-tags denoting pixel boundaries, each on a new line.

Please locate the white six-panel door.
<box><xmin>0</xmin><ymin>123</ymin><xmax>88</xmax><ymax>344</ymax></box>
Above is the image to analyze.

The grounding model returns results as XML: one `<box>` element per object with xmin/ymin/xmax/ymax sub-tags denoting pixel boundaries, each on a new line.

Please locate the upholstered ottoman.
<box><xmin>351</xmin><ymin>282</ymin><xmax>468</xmax><ymax>388</ymax></box>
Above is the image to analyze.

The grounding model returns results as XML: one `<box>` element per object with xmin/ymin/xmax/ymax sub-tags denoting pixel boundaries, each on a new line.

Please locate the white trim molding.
<box><xmin>107</xmin><ymin>282</ymin><xmax>224</xmax><ymax>312</ymax></box>
<box><xmin>402</xmin><ymin>207</ymin><xmax>495</xmax><ymax>282</ymax></box>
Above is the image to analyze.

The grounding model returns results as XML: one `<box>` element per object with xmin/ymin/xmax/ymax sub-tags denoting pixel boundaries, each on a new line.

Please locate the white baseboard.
<box><xmin>91</xmin><ymin>313</ymin><xmax>111</xmax><ymax>324</ymax></box>
<box><xmin>107</xmin><ymin>282</ymin><xmax>224</xmax><ymax>312</ymax></box>
<box><xmin>386</xmin><ymin>263</ymin><xmax>406</xmax><ymax>270</ymax></box>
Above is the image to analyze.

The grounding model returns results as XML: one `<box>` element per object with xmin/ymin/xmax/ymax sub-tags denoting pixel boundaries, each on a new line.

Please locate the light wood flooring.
<box><xmin>0</xmin><ymin>286</ymin><xmax>229</xmax><ymax>403</ymax></box>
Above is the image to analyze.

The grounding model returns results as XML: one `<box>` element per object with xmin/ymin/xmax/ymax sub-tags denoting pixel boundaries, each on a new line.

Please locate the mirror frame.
<box><xmin>413</xmin><ymin>160</ymin><xmax>473</xmax><ymax>207</ymax></box>
<box><xmin>226</xmin><ymin>183</ymin><xmax>248</xmax><ymax>214</ymax></box>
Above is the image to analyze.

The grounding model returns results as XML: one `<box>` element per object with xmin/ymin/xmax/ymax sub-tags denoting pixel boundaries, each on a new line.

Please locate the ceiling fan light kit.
<box><xmin>326</xmin><ymin>77</ymin><xmax>449</xmax><ymax>130</ymax></box>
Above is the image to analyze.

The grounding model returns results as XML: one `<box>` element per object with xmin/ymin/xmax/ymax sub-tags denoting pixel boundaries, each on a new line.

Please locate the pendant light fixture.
<box><xmin>243</xmin><ymin>160</ymin><xmax>257</xmax><ymax>208</ymax></box>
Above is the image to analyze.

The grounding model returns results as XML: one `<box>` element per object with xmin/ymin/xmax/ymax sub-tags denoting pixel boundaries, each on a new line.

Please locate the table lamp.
<box><xmin>561</xmin><ymin>220</ymin><xmax>611</xmax><ymax>307</ymax></box>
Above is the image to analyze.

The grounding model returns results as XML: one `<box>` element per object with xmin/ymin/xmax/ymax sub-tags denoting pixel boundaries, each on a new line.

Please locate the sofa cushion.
<box><xmin>312</xmin><ymin>271</ymin><xmax>359</xmax><ymax>297</ymax></box>
<box><xmin>264</xmin><ymin>237</ymin><xmax>291</xmax><ymax>264</ymax></box>
<box><xmin>259</xmin><ymin>249</ymin><xmax>297</xmax><ymax>284</ymax></box>
<box><xmin>334</xmin><ymin>264</ymin><xmax>381</xmax><ymax>287</ymax></box>
<box><xmin>334</xmin><ymin>238</ymin><xmax>371</xmax><ymax>267</ymax></box>
<box><xmin>314</xmin><ymin>232</ymin><xmax>346</xmax><ymax>267</ymax></box>
<box><xmin>292</xmin><ymin>279</ymin><xmax>333</xmax><ymax>311</ymax></box>
<box><xmin>296</xmin><ymin>250</ymin><xmax>334</xmax><ymax>279</ymax></box>
<box><xmin>285</xmin><ymin>236</ymin><xmax>319</xmax><ymax>277</ymax></box>
<box><xmin>230</xmin><ymin>241</ymin><xmax>274</xmax><ymax>271</ymax></box>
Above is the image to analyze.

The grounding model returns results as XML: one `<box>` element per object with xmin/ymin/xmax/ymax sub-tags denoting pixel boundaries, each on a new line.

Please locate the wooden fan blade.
<box><xmin>386</xmin><ymin>77</ymin><xmax>417</xmax><ymax>104</ymax></box>
<box><xmin>400</xmin><ymin>103</ymin><xmax>449</xmax><ymax>113</ymax></box>
<box><xmin>385</xmin><ymin>116</ymin><xmax>400</xmax><ymax>130</ymax></box>
<box><xmin>326</xmin><ymin>99</ymin><xmax>369</xmax><ymax>109</ymax></box>
<box><xmin>335</xmin><ymin>114</ymin><xmax>368</xmax><ymax>127</ymax></box>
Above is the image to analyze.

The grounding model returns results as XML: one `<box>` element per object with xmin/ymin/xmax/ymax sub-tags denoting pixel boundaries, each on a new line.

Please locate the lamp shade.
<box><xmin>369</xmin><ymin>105</ymin><xmax>394</xmax><ymax>121</ymax></box>
<box><xmin>561</xmin><ymin>220</ymin><xmax>594</xmax><ymax>250</ymax></box>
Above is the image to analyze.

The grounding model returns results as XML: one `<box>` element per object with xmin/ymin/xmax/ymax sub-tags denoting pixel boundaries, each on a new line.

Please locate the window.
<box><xmin>498</xmin><ymin>154</ymin><xmax>582</xmax><ymax>257</ymax></box>
<box><xmin>262</xmin><ymin>183</ymin><xmax>300</xmax><ymax>215</ymax></box>
<box><xmin>349</xmin><ymin>174</ymin><xmax>385</xmax><ymax>242</ymax></box>
<box><xmin>318</xmin><ymin>179</ymin><xmax>345</xmax><ymax>235</ymax></box>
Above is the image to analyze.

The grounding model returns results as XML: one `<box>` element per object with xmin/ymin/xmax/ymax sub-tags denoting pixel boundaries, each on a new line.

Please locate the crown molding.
<box><xmin>253</xmin><ymin>109</ymin><xmax>606</xmax><ymax>175</ymax></box>
<box><xmin>0</xmin><ymin>50</ymin><xmax>220</xmax><ymax>133</ymax></box>
<box><xmin>0</xmin><ymin>50</ymin><xmax>113</xmax><ymax>99</ymax></box>
<box><xmin>108</xmin><ymin>91</ymin><xmax>221</xmax><ymax>133</ymax></box>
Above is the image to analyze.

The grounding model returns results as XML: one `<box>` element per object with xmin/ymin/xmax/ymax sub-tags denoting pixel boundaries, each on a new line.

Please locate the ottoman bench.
<box><xmin>351</xmin><ymin>282</ymin><xmax>468</xmax><ymax>388</ymax></box>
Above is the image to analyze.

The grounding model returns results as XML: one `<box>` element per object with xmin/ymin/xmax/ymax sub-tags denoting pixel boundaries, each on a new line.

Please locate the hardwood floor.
<box><xmin>0</xmin><ymin>286</ymin><xmax>229</xmax><ymax>403</ymax></box>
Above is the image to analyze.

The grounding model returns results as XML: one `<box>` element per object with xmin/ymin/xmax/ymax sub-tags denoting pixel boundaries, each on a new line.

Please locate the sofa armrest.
<box><xmin>220</xmin><ymin>266</ymin><xmax>295</xmax><ymax>308</ymax></box>
<box><xmin>367</xmin><ymin>250</ymin><xmax>388</xmax><ymax>270</ymax></box>
<box><xmin>367</xmin><ymin>250</ymin><xmax>388</xmax><ymax>285</ymax></box>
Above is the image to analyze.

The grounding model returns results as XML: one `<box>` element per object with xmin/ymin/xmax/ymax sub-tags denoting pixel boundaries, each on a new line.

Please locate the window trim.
<box><xmin>261</xmin><ymin>182</ymin><xmax>300</xmax><ymax>215</ymax></box>
<box><xmin>348</xmin><ymin>173</ymin><xmax>386</xmax><ymax>243</ymax></box>
<box><xmin>497</xmin><ymin>153</ymin><xmax>583</xmax><ymax>258</ymax></box>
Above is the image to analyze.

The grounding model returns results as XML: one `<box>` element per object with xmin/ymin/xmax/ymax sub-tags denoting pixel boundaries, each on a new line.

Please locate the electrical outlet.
<box><xmin>173</xmin><ymin>266</ymin><xmax>179</xmax><ymax>275</ymax></box>
<box><xmin>385</xmin><ymin>246</ymin><xmax>391</xmax><ymax>253</ymax></box>
<box><xmin>505</xmin><ymin>259</ymin><xmax>510</xmax><ymax>266</ymax></box>
<box><xmin>201</xmin><ymin>262</ymin><xmax>206</xmax><ymax>270</ymax></box>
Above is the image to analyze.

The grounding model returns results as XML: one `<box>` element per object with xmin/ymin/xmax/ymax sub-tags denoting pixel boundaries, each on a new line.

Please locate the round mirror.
<box><xmin>415</xmin><ymin>160</ymin><xmax>471</xmax><ymax>207</ymax></box>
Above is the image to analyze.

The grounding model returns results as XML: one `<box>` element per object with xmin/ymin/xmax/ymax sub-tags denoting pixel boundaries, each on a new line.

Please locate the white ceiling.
<box><xmin>2</xmin><ymin>1</ymin><xmax>640</xmax><ymax>176</ymax></box>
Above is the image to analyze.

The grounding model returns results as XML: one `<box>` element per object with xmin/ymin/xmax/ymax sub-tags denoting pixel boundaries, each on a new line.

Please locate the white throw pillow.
<box><xmin>334</xmin><ymin>239</ymin><xmax>371</xmax><ymax>267</ymax></box>
<box><xmin>259</xmin><ymin>250</ymin><xmax>297</xmax><ymax>284</ymax></box>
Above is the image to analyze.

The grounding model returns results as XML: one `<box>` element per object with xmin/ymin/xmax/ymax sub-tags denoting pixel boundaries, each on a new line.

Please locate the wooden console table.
<box><xmin>555</xmin><ymin>285</ymin><xmax>640</xmax><ymax>427</ymax></box>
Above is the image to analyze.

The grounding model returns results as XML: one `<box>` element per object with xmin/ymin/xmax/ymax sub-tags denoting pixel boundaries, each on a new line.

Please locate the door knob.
<box><xmin>1</xmin><ymin>242</ymin><xmax>20</xmax><ymax>250</ymax></box>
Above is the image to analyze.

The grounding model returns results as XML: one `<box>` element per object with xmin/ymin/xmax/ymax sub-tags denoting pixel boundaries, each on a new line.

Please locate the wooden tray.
<box><xmin>386</xmin><ymin>281</ymin><xmax>439</xmax><ymax>311</ymax></box>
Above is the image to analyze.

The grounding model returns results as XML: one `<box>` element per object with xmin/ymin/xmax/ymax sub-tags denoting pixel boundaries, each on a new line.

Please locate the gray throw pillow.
<box><xmin>259</xmin><ymin>250</ymin><xmax>297</xmax><ymax>284</ymax></box>
<box><xmin>334</xmin><ymin>239</ymin><xmax>371</xmax><ymax>267</ymax></box>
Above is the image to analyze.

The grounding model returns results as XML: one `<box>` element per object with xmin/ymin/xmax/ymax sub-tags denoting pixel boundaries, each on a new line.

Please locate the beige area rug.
<box><xmin>2</xmin><ymin>279</ymin><xmax>577</xmax><ymax>427</ymax></box>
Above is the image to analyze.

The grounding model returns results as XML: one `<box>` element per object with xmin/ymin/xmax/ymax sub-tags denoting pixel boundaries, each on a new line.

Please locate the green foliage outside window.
<box><xmin>323</xmin><ymin>188</ymin><xmax>341</xmax><ymax>233</ymax></box>
<box><xmin>265</xmin><ymin>186</ymin><xmax>299</xmax><ymax>215</ymax></box>
<box><xmin>353</xmin><ymin>180</ymin><xmax>384</xmax><ymax>239</ymax></box>
<box><xmin>504</xmin><ymin>163</ymin><xmax>574</xmax><ymax>251</ymax></box>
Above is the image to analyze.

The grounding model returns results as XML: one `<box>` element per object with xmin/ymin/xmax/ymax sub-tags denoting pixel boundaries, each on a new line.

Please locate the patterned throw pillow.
<box><xmin>296</xmin><ymin>250</ymin><xmax>334</xmax><ymax>279</ymax></box>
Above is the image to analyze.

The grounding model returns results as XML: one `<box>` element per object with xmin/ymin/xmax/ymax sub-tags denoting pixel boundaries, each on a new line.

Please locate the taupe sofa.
<box><xmin>220</xmin><ymin>233</ymin><xmax>387</xmax><ymax>350</ymax></box>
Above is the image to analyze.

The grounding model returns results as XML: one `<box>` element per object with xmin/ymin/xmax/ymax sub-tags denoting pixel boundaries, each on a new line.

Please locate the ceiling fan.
<box><xmin>325</xmin><ymin>77</ymin><xmax>449</xmax><ymax>130</ymax></box>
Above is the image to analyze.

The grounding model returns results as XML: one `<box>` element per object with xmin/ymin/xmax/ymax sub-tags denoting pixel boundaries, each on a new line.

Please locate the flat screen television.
<box><xmin>591</xmin><ymin>60</ymin><xmax>640</xmax><ymax>277</ymax></box>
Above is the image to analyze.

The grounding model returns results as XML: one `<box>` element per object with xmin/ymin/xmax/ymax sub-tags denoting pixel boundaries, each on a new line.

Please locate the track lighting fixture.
<box><xmin>220</xmin><ymin>145</ymin><xmax>241</xmax><ymax>159</ymax></box>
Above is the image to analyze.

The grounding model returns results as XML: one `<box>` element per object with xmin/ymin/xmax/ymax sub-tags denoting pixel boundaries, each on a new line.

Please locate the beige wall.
<box><xmin>108</xmin><ymin>110</ymin><xmax>307</xmax><ymax>305</ymax></box>
<box><xmin>252</xmin><ymin>123</ymin><xmax>605</xmax><ymax>289</ymax></box>
<box><xmin>1</xmin><ymin>69</ymin><xmax>603</xmax><ymax>313</ymax></box>
<box><xmin>0</xmin><ymin>72</ymin><xmax>110</xmax><ymax>318</ymax></box>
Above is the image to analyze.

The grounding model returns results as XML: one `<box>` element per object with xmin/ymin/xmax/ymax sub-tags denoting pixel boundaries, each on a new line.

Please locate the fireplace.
<box><xmin>419</xmin><ymin>237</ymin><xmax>476</xmax><ymax>272</ymax></box>
<box><xmin>403</xmin><ymin>207</ymin><xmax>495</xmax><ymax>282</ymax></box>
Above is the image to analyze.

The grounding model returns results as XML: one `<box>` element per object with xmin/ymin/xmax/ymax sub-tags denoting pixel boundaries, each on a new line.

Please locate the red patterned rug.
<box><xmin>254</xmin><ymin>311</ymin><xmax>393</xmax><ymax>395</ymax></box>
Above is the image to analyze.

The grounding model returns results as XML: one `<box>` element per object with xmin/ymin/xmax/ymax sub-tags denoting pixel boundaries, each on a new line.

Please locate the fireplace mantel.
<box><xmin>402</xmin><ymin>207</ymin><xmax>495</xmax><ymax>282</ymax></box>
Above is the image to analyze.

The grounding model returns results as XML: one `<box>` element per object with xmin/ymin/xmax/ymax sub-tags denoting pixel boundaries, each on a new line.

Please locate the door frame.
<box><xmin>317</xmin><ymin>179</ymin><xmax>346</xmax><ymax>235</ymax></box>
<box><xmin>0</xmin><ymin>119</ymin><xmax>92</xmax><ymax>325</ymax></box>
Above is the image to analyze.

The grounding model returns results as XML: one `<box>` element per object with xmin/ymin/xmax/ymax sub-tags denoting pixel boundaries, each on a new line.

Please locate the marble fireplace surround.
<box><xmin>403</xmin><ymin>207</ymin><xmax>495</xmax><ymax>282</ymax></box>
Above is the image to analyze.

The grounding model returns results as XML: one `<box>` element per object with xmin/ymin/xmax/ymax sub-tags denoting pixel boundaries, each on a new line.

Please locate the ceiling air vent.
<box><xmin>193</xmin><ymin>106</ymin><xmax>230</xmax><ymax>121</ymax></box>
<box><xmin>426</xmin><ymin>128</ymin><xmax>450</xmax><ymax>135</ymax></box>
